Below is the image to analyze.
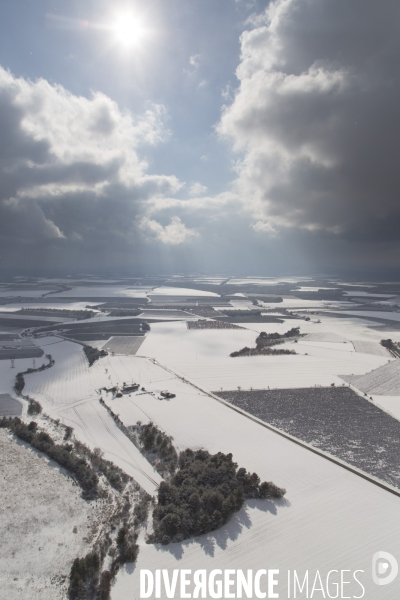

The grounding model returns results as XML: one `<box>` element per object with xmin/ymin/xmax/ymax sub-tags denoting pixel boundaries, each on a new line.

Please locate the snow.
<box><xmin>297</xmin><ymin>286</ymin><xmax>338</xmax><ymax>292</ymax></box>
<box><xmin>0</xmin><ymin>289</ymin><xmax>56</xmax><ymax>298</ymax></box>
<box><xmin>110</xmin><ymin>368</ymin><xmax>400</xmax><ymax>599</ymax></box>
<box><xmin>371</xmin><ymin>395</ymin><xmax>400</xmax><ymax>422</ymax></box>
<box><xmin>22</xmin><ymin>337</ymin><xmax>162</xmax><ymax>494</ymax></box>
<box><xmin>278</xmin><ymin>297</ymin><xmax>355</xmax><ymax>309</ymax></box>
<box><xmin>101</xmin><ymin>336</ymin><xmax>145</xmax><ymax>355</ymax></box>
<box><xmin>303</xmin><ymin>332</ymin><xmax>350</xmax><ymax>343</ymax></box>
<box><xmin>226</xmin><ymin>277</ymin><xmax>313</xmax><ymax>285</ymax></box>
<box><xmin>343</xmin><ymin>360</ymin><xmax>400</xmax><ymax>395</ymax></box>
<box><xmin>343</xmin><ymin>291</ymin><xmax>396</xmax><ymax>298</ymax></box>
<box><xmin>137</xmin><ymin>321</ymin><xmax>387</xmax><ymax>391</ymax></box>
<box><xmin>0</xmin><ymin>312</ymin><xmax>72</xmax><ymax>323</ymax></box>
<box><xmin>52</xmin><ymin>286</ymin><xmax>151</xmax><ymax>298</ymax></box>
<box><xmin>327</xmin><ymin>310</ymin><xmax>400</xmax><ymax>322</ymax></box>
<box><xmin>0</xmin><ymin>429</ymin><xmax>96</xmax><ymax>600</ymax></box>
<box><xmin>0</xmin><ymin>301</ymin><xmax>100</xmax><ymax>312</ymax></box>
<box><xmin>60</xmin><ymin>401</ymin><xmax>160</xmax><ymax>492</ymax></box>
<box><xmin>149</xmin><ymin>286</ymin><xmax>220</xmax><ymax>297</ymax></box>
<box><xmin>352</xmin><ymin>340</ymin><xmax>390</xmax><ymax>357</ymax></box>
<box><xmin>0</xmin><ymin>357</ymin><xmax>36</xmax><ymax>396</ymax></box>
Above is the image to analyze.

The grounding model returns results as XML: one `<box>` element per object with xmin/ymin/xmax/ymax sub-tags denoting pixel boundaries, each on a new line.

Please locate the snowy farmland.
<box><xmin>22</xmin><ymin>337</ymin><xmax>162</xmax><ymax>493</ymax></box>
<box><xmin>108</xmin><ymin>372</ymin><xmax>400</xmax><ymax>600</ymax></box>
<box><xmin>343</xmin><ymin>360</ymin><xmax>400</xmax><ymax>396</ymax></box>
<box><xmin>4</xmin><ymin>281</ymin><xmax>400</xmax><ymax>599</ymax></box>
<box><xmin>138</xmin><ymin>321</ymin><xmax>389</xmax><ymax>390</ymax></box>
<box><xmin>217</xmin><ymin>387</ymin><xmax>400</xmax><ymax>488</ymax></box>
<box><xmin>101</xmin><ymin>335</ymin><xmax>145</xmax><ymax>355</ymax></box>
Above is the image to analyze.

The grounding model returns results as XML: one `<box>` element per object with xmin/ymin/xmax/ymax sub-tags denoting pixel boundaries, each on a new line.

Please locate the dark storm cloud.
<box><xmin>219</xmin><ymin>0</ymin><xmax>400</xmax><ymax>242</ymax></box>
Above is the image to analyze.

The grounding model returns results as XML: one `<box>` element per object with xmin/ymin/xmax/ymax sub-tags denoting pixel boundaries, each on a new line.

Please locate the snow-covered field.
<box><xmin>321</xmin><ymin>309</ymin><xmax>400</xmax><ymax>323</ymax></box>
<box><xmin>52</xmin><ymin>286</ymin><xmax>150</xmax><ymax>298</ymax></box>
<box><xmin>352</xmin><ymin>340</ymin><xmax>390</xmax><ymax>357</ymax></box>
<box><xmin>344</xmin><ymin>360</ymin><xmax>400</xmax><ymax>395</ymax></box>
<box><xmin>109</xmin><ymin>374</ymin><xmax>400</xmax><ymax>600</ymax></box>
<box><xmin>23</xmin><ymin>337</ymin><xmax>162</xmax><ymax>493</ymax></box>
<box><xmin>138</xmin><ymin>321</ymin><xmax>388</xmax><ymax>390</ymax></box>
<box><xmin>226</xmin><ymin>276</ymin><xmax>313</xmax><ymax>285</ymax></box>
<box><xmin>0</xmin><ymin>289</ymin><xmax>56</xmax><ymax>298</ymax></box>
<box><xmin>150</xmin><ymin>286</ymin><xmax>220</xmax><ymax>297</ymax></box>
<box><xmin>101</xmin><ymin>336</ymin><xmax>145</xmax><ymax>355</ymax></box>
<box><xmin>0</xmin><ymin>301</ymin><xmax>100</xmax><ymax>312</ymax></box>
<box><xmin>5</xmin><ymin>292</ymin><xmax>400</xmax><ymax>599</ymax></box>
<box><xmin>0</xmin><ymin>357</ymin><xmax>35</xmax><ymax>396</ymax></box>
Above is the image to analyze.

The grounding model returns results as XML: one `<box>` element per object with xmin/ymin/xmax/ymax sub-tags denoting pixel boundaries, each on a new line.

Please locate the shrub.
<box><xmin>27</xmin><ymin>399</ymin><xmax>42</xmax><ymax>415</ymax></box>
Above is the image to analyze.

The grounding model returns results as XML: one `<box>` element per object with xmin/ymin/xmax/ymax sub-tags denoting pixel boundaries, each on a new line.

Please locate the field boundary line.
<box><xmin>148</xmin><ymin>358</ymin><xmax>400</xmax><ymax>499</ymax></box>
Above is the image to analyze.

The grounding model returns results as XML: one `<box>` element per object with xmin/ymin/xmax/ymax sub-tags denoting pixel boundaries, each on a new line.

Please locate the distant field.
<box><xmin>102</xmin><ymin>336</ymin><xmax>145</xmax><ymax>355</ymax></box>
<box><xmin>35</xmin><ymin>318</ymin><xmax>146</xmax><ymax>338</ymax></box>
<box><xmin>0</xmin><ymin>393</ymin><xmax>22</xmax><ymax>416</ymax></box>
<box><xmin>352</xmin><ymin>340</ymin><xmax>390</xmax><ymax>356</ymax></box>
<box><xmin>0</xmin><ymin>347</ymin><xmax>44</xmax><ymax>360</ymax></box>
<box><xmin>141</xmin><ymin>309</ymin><xmax>193</xmax><ymax>318</ymax></box>
<box><xmin>0</xmin><ymin>337</ymin><xmax>44</xmax><ymax>360</ymax></box>
<box><xmin>343</xmin><ymin>360</ymin><xmax>400</xmax><ymax>395</ymax></box>
<box><xmin>217</xmin><ymin>387</ymin><xmax>400</xmax><ymax>488</ymax></box>
<box><xmin>0</xmin><ymin>316</ymin><xmax>61</xmax><ymax>329</ymax></box>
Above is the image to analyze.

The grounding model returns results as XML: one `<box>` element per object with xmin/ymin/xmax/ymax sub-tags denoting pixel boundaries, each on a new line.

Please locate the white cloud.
<box><xmin>190</xmin><ymin>54</ymin><xmax>200</xmax><ymax>68</ymax></box>
<box><xmin>189</xmin><ymin>182</ymin><xmax>208</xmax><ymax>197</ymax></box>
<box><xmin>138</xmin><ymin>216</ymin><xmax>198</xmax><ymax>245</ymax></box>
<box><xmin>251</xmin><ymin>221</ymin><xmax>277</xmax><ymax>235</ymax></box>
<box><xmin>0</xmin><ymin>65</ymin><xmax>182</xmax><ymax>255</ymax></box>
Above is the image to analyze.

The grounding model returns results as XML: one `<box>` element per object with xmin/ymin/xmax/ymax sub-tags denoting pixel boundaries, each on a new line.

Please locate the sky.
<box><xmin>1</xmin><ymin>0</ymin><xmax>400</xmax><ymax>276</ymax></box>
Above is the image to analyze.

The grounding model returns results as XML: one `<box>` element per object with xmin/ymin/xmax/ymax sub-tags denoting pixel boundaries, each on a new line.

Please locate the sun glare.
<box><xmin>113</xmin><ymin>13</ymin><xmax>146</xmax><ymax>47</ymax></box>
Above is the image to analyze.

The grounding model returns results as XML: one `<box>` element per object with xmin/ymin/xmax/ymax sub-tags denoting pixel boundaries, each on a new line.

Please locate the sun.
<box><xmin>112</xmin><ymin>13</ymin><xmax>146</xmax><ymax>47</ymax></box>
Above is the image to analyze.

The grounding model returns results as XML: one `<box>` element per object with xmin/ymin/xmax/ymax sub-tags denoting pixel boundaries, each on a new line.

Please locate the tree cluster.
<box><xmin>230</xmin><ymin>347</ymin><xmax>296</xmax><ymax>357</ymax></box>
<box><xmin>381</xmin><ymin>339</ymin><xmax>400</xmax><ymax>357</ymax></box>
<box><xmin>130</xmin><ymin>421</ymin><xmax>178</xmax><ymax>477</ymax></box>
<box><xmin>83</xmin><ymin>345</ymin><xmax>108</xmax><ymax>367</ymax></box>
<box><xmin>115</xmin><ymin>526</ymin><xmax>139</xmax><ymax>564</ymax></box>
<box><xmin>69</xmin><ymin>551</ymin><xmax>101</xmax><ymax>600</ymax></box>
<box><xmin>147</xmin><ymin>449</ymin><xmax>285</xmax><ymax>545</ymax></box>
<box><xmin>256</xmin><ymin>327</ymin><xmax>300</xmax><ymax>345</ymax></box>
<box><xmin>27</xmin><ymin>398</ymin><xmax>42</xmax><ymax>415</ymax></box>
<box><xmin>187</xmin><ymin>320</ymin><xmax>243</xmax><ymax>330</ymax></box>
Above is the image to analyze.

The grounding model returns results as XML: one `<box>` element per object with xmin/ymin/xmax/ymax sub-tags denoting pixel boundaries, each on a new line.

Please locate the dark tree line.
<box><xmin>256</xmin><ymin>327</ymin><xmax>300</xmax><ymax>345</ymax></box>
<box><xmin>0</xmin><ymin>418</ymin><xmax>129</xmax><ymax>500</ymax></box>
<box><xmin>230</xmin><ymin>327</ymin><xmax>301</xmax><ymax>357</ymax></box>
